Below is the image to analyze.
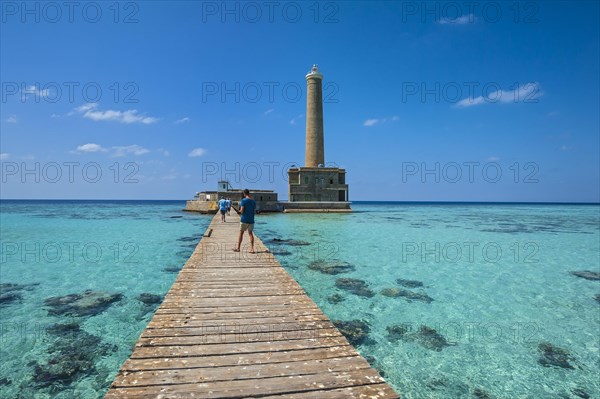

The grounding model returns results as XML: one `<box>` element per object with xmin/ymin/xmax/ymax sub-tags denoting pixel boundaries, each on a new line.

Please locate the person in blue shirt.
<box><xmin>217</xmin><ymin>197</ymin><xmax>228</xmax><ymax>222</ymax></box>
<box><xmin>233</xmin><ymin>189</ymin><xmax>256</xmax><ymax>253</ymax></box>
<box><xmin>226</xmin><ymin>197</ymin><xmax>231</xmax><ymax>215</ymax></box>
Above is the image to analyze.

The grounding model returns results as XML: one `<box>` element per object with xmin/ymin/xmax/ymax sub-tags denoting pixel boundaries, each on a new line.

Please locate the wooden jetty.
<box><xmin>105</xmin><ymin>209</ymin><xmax>399</xmax><ymax>398</ymax></box>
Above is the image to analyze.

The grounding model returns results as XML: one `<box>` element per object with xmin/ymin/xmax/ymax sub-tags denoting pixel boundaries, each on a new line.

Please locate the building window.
<box><xmin>304</xmin><ymin>176</ymin><xmax>309</xmax><ymax>184</ymax></box>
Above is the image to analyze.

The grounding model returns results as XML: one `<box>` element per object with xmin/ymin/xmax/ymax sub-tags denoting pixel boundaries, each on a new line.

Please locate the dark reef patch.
<box><xmin>137</xmin><ymin>293</ymin><xmax>162</xmax><ymax>305</ymax></box>
<box><xmin>0</xmin><ymin>283</ymin><xmax>39</xmax><ymax>307</ymax></box>
<box><xmin>570</xmin><ymin>270</ymin><xmax>600</xmax><ymax>281</ymax></box>
<box><xmin>395</xmin><ymin>278</ymin><xmax>424</xmax><ymax>288</ymax></box>
<box><xmin>44</xmin><ymin>290</ymin><xmax>122</xmax><ymax>317</ymax></box>
<box><xmin>267</xmin><ymin>238</ymin><xmax>311</xmax><ymax>246</ymax></box>
<box><xmin>572</xmin><ymin>388</ymin><xmax>590</xmax><ymax>398</ymax></box>
<box><xmin>387</xmin><ymin>324</ymin><xmax>454</xmax><ymax>351</ymax></box>
<box><xmin>270</xmin><ymin>248</ymin><xmax>293</xmax><ymax>256</ymax></box>
<box><xmin>538</xmin><ymin>341</ymin><xmax>576</xmax><ymax>369</ymax></box>
<box><xmin>381</xmin><ymin>287</ymin><xmax>433</xmax><ymax>303</ymax></box>
<box><xmin>308</xmin><ymin>260</ymin><xmax>355</xmax><ymax>275</ymax></box>
<box><xmin>473</xmin><ymin>387</ymin><xmax>494</xmax><ymax>398</ymax></box>
<box><xmin>32</xmin><ymin>322</ymin><xmax>116</xmax><ymax>390</ymax></box>
<box><xmin>327</xmin><ymin>293</ymin><xmax>345</xmax><ymax>304</ymax></box>
<box><xmin>335</xmin><ymin>278</ymin><xmax>375</xmax><ymax>298</ymax></box>
<box><xmin>332</xmin><ymin>320</ymin><xmax>370</xmax><ymax>346</ymax></box>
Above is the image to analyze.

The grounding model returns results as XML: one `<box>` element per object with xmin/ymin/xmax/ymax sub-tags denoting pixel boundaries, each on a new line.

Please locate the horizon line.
<box><xmin>1</xmin><ymin>199</ymin><xmax>599</xmax><ymax>205</ymax></box>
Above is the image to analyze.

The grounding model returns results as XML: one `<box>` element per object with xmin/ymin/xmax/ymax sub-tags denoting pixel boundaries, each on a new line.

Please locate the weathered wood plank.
<box><xmin>130</xmin><ymin>336</ymin><xmax>351</xmax><ymax>359</ymax></box>
<box><xmin>148</xmin><ymin>313</ymin><xmax>329</xmax><ymax>327</ymax></box>
<box><xmin>112</xmin><ymin>356</ymin><xmax>371</xmax><ymax>387</ymax></box>
<box><xmin>106</xmin><ymin>369</ymin><xmax>387</xmax><ymax>398</ymax></box>
<box><xmin>121</xmin><ymin>345</ymin><xmax>358</xmax><ymax>371</ymax></box>
<box><xmin>137</xmin><ymin>327</ymin><xmax>341</xmax><ymax>346</ymax></box>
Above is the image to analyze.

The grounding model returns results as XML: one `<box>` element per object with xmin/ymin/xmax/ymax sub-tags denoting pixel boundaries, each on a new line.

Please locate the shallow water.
<box><xmin>259</xmin><ymin>203</ymin><xmax>600</xmax><ymax>399</ymax></box>
<box><xmin>0</xmin><ymin>201</ymin><xmax>598</xmax><ymax>398</ymax></box>
<box><xmin>0</xmin><ymin>200</ymin><xmax>211</xmax><ymax>398</ymax></box>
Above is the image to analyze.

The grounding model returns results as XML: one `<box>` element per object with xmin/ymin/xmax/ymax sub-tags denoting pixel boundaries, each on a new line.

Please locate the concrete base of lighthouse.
<box><xmin>282</xmin><ymin>201</ymin><xmax>351</xmax><ymax>213</ymax></box>
<box><xmin>286</xmin><ymin>166</ymin><xmax>351</xmax><ymax>212</ymax></box>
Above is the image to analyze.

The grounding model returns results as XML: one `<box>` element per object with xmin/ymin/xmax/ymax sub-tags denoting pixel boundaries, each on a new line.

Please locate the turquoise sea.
<box><xmin>0</xmin><ymin>200</ymin><xmax>599</xmax><ymax>398</ymax></box>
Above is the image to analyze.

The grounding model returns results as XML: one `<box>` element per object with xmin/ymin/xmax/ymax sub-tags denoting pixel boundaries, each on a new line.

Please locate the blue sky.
<box><xmin>1</xmin><ymin>1</ymin><xmax>598</xmax><ymax>201</ymax></box>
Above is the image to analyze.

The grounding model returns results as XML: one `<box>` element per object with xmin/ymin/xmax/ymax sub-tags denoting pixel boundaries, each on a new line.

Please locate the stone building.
<box><xmin>285</xmin><ymin>65</ymin><xmax>351</xmax><ymax>212</ymax></box>
<box><xmin>185</xmin><ymin>180</ymin><xmax>280</xmax><ymax>213</ymax></box>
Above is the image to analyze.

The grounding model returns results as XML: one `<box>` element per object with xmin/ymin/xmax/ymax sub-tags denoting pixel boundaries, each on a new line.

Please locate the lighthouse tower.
<box><xmin>286</xmin><ymin>65</ymin><xmax>351</xmax><ymax>212</ymax></box>
<box><xmin>305</xmin><ymin>65</ymin><xmax>325</xmax><ymax>168</ymax></box>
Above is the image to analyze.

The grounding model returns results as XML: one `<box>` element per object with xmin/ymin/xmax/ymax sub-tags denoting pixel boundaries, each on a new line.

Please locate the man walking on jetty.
<box><xmin>218</xmin><ymin>196</ymin><xmax>228</xmax><ymax>222</ymax></box>
<box><xmin>233</xmin><ymin>189</ymin><xmax>256</xmax><ymax>254</ymax></box>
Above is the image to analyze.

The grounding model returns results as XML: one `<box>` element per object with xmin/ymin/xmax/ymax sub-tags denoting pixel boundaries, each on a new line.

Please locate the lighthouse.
<box><xmin>305</xmin><ymin>65</ymin><xmax>325</xmax><ymax>168</ymax></box>
<box><xmin>286</xmin><ymin>65</ymin><xmax>351</xmax><ymax>212</ymax></box>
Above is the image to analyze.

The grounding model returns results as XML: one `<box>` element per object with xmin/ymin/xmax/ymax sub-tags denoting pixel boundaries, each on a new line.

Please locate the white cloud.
<box><xmin>455</xmin><ymin>96</ymin><xmax>486</xmax><ymax>108</ymax></box>
<box><xmin>0</xmin><ymin>153</ymin><xmax>9</xmax><ymax>160</ymax></box>
<box><xmin>188</xmin><ymin>148</ymin><xmax>206</xmax><ymax>157</ymax></box>
<box><xmin>5</xmin><ymin>115</ymin><xmax>17</xmax><ymax>123</ymax></box>
<box><xmin>456</xmin><ymin>83</ymin><xmax>543</xmax><ymax>108</ymax></box>
<box><xmin>174</xmin><ymin>117</ymin><xmax>190</xmax><ymax>124</ymax></box>
<box><xmin>363</xmin><ymin>116</ymin><xmax>398</xmax><ymax>127</ymax></box>
<box><xmin>112</xmin><ymin>145</ymin><xmax>150</xmax><ymax>157</ymax></box>
<box><xmin>289</xmin><ymin>114</ymin><xmax>304</xmax><ymax>125</ymax></box>
<box><xmin>76</xmin><ymin>143</ymin><xmax>107</xmax><ymax>153</ymax></box>
<box><xmin>487</xmin><ymin>156</ymin><xmax>500</xmax><ymax>161</ymax></box>
<box><xmin>73</xmin><ymin>103</ymin><xmax>158</xmax><ymax>124</ymax></box>
<box><xmin>560</xmin><ymin>145</ymin><xmax>574</xmax><ymax>151</ymax></box>
<box><xmin>438</xmin><ymin>14</ymin><xmax>476</xmax><ymax>24</ymax></box>
<box><xmin>161</xmin><ymin>174</ymin><xmax>177</xmax><ymax>180</ymax></box>
<box><xmin>50</xmin><ymin>113</ymin><xmax>61</xmax><ymax>118</ymax></box>
<box><xmin>264</xmin><ymin>108</ymin><xmax>274</xmax><ymax>116</ymax></box>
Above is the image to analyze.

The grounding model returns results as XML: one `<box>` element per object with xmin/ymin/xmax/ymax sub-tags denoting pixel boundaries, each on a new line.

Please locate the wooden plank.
<box><xmin>136</xmin><ymin>327</ymin><xmax>341</xmax><ymax>346</ymax></box>
<box><xmin>121</xmin><ymin>345</ymin><xmax>358</xmax><ymax>371</ymax></box>
<box><xmin>130</xmin><ymin>336</ymin><xmax>352</xmax><ymax>359</ymax></box>
<box><xmin>111</xmin><ymin>356</ymin><xmax>372</xmax><ymax>387</ymax></box>
<box><xmin>141</xmin><ymin>321</ymin><xmax>336</xmax><ymax>338</ymax></box>
<box><xmin>105</xmin><ymin>210</ymin><xmax>399</xmax><ymax>399</ymax></box>
<box><xmin>106</xmin><ymin>369</ymin><xmax>387</xmax><ymax>398</ymax></box>
<box><xmin>148</xmin><ymin>313</ymin><xmax>329</xmax><ymax>327</ymax></box>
